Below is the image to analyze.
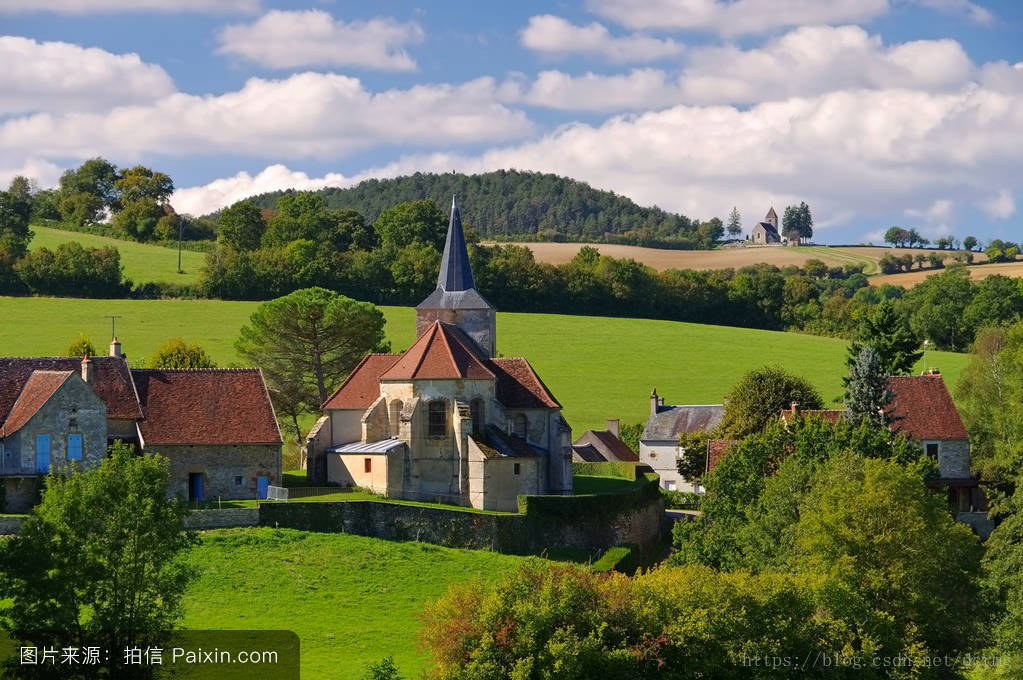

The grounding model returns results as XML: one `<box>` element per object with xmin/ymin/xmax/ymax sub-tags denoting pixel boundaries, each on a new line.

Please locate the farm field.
<box><xmin>870</xmin><ymin>260</ymin><xmax>1023</xmax><ymax>288</ymax></box>
<box><xmin>0</xmin><ymin>297</ymin><xmax>969</xmax><ymax>432</ymax></box>
<box><xmin>29</xmin><ymin>225</ymin><xmax>206</xmax><ymax>286</ymax></box>
<box><xmin>499</xmin><ymin>242</ymin><xmax>982</xmax><ymax>275</ymax></box>
<box><xmin>181</xmin><ymin>527</ymin><xmax>528</xmax><ymax>679</ymax></box>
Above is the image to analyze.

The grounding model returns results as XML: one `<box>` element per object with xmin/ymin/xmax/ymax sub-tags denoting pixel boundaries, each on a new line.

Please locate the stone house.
<box><xmin>305</xmin><ymin>198</ymin><xmax>573</xmax><ymax>512</ymax></box>
<box><xmin>0</xmin><ymin>342</ymin><xmax>282</xmax><ymax>511</ymax></box>
<box><xmin>751</xmin><ymin>206</ymin><xmax>781</xmax><ymax>245</ymax></box>
<box><xmin>572</xmin><ymin>419</ymin><xmax>638</xmax><ymax>463</ymax></box>
<box><xmin>640</xmin><ymin>388</ymin><xmax>723</xmax><ymax>492</ymax></box>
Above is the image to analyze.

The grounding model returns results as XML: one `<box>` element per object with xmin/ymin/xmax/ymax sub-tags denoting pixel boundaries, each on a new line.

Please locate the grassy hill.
<box><xmin>0</xmin><ymin>297</ymin><xmax>969</xmax><ymax>432</ymax></box>
<box><xmin>182</xmin><ymin>528</ymin><xmax>528</xmax><ymax>679</ymax></box>
<box><xmin>29</xmin><ymin>225</ymin><xmax>206</xmax><ymax>286</ymax></box>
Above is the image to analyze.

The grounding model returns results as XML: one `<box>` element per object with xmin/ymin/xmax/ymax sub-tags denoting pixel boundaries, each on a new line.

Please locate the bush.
<box><xmin>15</xmin><ymin>242</ymin><xmax>125</xmax><ymax>297</ymax></box>
<box><xmin>661</xmin><ymin>489</ymin><xmax>702</xmax><ymax>509</ymax></box>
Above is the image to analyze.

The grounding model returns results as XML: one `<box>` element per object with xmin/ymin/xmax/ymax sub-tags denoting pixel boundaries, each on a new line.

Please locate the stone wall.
<box><xmin>0</xmin><ymin>515</ymin><xmax>26</xmax><ymax>535</ymax></box>
<box><xmin>935</xmin><ymin>438</ymin><xmax>971</xmax><ymax>479</ymax></box>
<box><xmin>184</xmin><ymin>508</ymin><xmax>259</xmax><ymax>530</ymax></box>
<box><xmin>2</xmin><ymin>477</ymin><xmax>41</xmax><ymax>514</ymax></box>
<box><xmin>151</xmin><ymin>444</ymin><xmax>281</xmax><ymax>501</ymax></box>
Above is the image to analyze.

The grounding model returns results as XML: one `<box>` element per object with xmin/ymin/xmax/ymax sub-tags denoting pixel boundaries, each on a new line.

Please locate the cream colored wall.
<box><xmin>482</xmin><ymin>457</ymin><xmax>538</xmax><ymax>512</ymax></box>
<box><xmin>328</xmin><ymin>453</ymin><xmax>390</xmax><ymax>494</ymax></box>
<box><xmin>329</xmin><ymin>410</ymin><xmax>364</xmax><ymax>445</ymax></box>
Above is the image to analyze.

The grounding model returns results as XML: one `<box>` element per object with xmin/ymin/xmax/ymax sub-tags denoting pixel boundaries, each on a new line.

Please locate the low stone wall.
<box><xmin>957</xmin><ymin>511</ymin><xmax>994</xmax><ymax>539</ymax></box>
<box><xmin>0</xmin><ymin>515</ymin><xmax>26</xmax><ymax>535</ymax></box>
<box><xmin>184</xmin><ymin>508</ymin><xmax>260</xmax><ymax>530</ymax></box>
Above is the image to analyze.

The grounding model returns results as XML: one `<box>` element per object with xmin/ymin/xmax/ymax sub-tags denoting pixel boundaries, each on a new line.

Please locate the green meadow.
<box><xmin>28</xmin><ymin>225</ymin><xmax>206</xmax><ymax>286</ymax></box>
<box><xmin>0</xmin><ymin>296</ymin><xmax>969</xmax><ymax>432</ymax></box>
<box><xmin>181</xmin><ymin>527</ymin><xmax>528</xmax><ymax>680</ymax></box>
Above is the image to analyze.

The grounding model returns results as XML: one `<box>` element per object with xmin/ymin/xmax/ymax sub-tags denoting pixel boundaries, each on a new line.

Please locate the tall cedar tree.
<box><xmin>845</xmin><ymin>299</ymin><xmax>922</xmax><ymax>378</ymax></box>
<box><xmin>726</xmin><ymin>206</ymin><xmax>742</xmax><ymax>238</ymax></box>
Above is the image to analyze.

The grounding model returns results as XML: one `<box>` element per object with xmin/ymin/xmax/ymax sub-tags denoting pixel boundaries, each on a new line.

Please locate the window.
<box><xmin>67</xmin><ymin>434</ymin><xmax>83</xmax><ymax>461</ymax></box>
<box><xmin>513</xmin><ymin>463</ymin><xmax>521</xmax><ymax>475</ymax></box>
<box><xmin>364</xmin><ymin>458</ymin><xmax>372</xmax><ymax>473</ymax></box>
<box><xmin>234</xmin><ymin>475</ymin><xmax>243</xmax><ymax>486</ymax></box>
<box><xmin>429</xmin><ymin>401</ymin><xmax>447</xmax><ymax>437</ymax></box>
<box><xmin>471</xmin><ymin>398</ymin><xmax>484</xmax><ymax>436</ymax></box>
<box><xmin>665</xmin><ymin>480</ymin><xmax>676</xmax><ymax>491</ymax></box>
<box><xmin>513</xmin><ymin>414</ymin><xmax>528</xmax><ymax>439</ymax></box>
<box><xmin>389</xmin><ymin>399</ymin><xmax>403</xmax><ymax>437</ymax></box>
<box><xmin>926</xmin><ymin>443</ymin><xmax>939</xmax><ymax>459</ymax></box>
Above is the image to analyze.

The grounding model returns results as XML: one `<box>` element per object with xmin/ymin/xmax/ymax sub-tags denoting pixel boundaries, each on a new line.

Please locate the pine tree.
<box><xmin>845</xmin><ymin>299</ymin><xmax>923</xmax><ymax>376</ymax></box>
<box><xmin>726</xmin><ymin>206</ymin><xmax>742</xmax><ymax>238</ymax></box>
<box><xmin>845</xmin><ymin>345</ymin><xmax>893</xmax><ymax>428</ymax></box>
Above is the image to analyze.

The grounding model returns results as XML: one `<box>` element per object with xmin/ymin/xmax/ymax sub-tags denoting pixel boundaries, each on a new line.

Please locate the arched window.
<box><xmin>389</xmin><ymin>399</ymin><xmax>403</xmax><ymax>438</ymax></box>
<box><xmin>471</xmin><ymin>398</ymin><xmax>484</xmax><ymax>436</ymax></box>
<box><xmin>428</xmin><ymin>400</ymin><xmax>447</xmax><ymax>437</ymax></box>
<box><xmin>513</xmin><ymin>413</ymin><xmax>528</xmax><ymax>439</ymax></box>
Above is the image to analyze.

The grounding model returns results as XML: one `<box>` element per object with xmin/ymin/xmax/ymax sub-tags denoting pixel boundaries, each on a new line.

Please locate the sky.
<box><xmin>1</xmin><ymin>0</ymin><xmax>1022</xmax><ymax>245</ymax></box>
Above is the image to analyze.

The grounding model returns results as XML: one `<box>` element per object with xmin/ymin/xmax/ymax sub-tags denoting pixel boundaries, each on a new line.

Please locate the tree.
<box><xmin>716</xmin><ymin>365</ymin><xmax>823</xmax><ymax>439</ymax></box>
<box><xmin>0</xmin><ymin>176</ymin><xmax>34</xmax><ymax>259</ymax></box>
<box><xmin>217</xmin><ymin>200</ymin><xmax>266</xmax><ymax>251</ymax></box>
<box><xmin>111</xmin><ymin>197</ymin><xmax>165</xmax><ymax>241</ymax></box>
<box><xmin>782</xmin><ymin>202</ymin><xmax>812</xmax><ymax>244</ymax></box>
<box><xmin>361</xmin><ymin>656</ymin><xmax>405</xmax><ymax>680</ymax></box>
<box><xmin>0</xmin><ymin>443</ymin><xmax>197</xmax><ymax>676</ymax></box>
<box><xmin>846</xmin><ymin>299</ymin><xmax>922</xmax><ymax>376</ymax></box>
<box><xmin>147</xmin><ymin>337</ymin><xmax>217</xmax><ymax>369</ymax></box>
<box><xmin>374</xmin><ymin>199</ymin><xmax>447</xmax><ymax>252</ymax></box>
<box><xmin>618</xmin><ymin>422</ymin><xmax>643</xmax><ymax>455</ymax></box>
<box><xmin>235</xmin><ymin>288</ymin><xmax>390</xmax><ymax>437</ymax></box>
<box><xmin>884</xmin><ymin>226</ymin><xmax>909</xmax><ymax>247</ymax></box>
<box><xmin>67</xmin><ymin>332</ymin><xmax>96</xmax><ymax>357</ymax></box>
<box><xmin>844</xmin><ymin>346</ymin><xmax>892</xmax><ymax>428</ymax></box>
<box><xmin>963</xmin><ymin>235</ymin><xmax>978</xmax><ymax>252</ymax></box>
<box><xmin>726</xmin><ymin>206</ymin><xmax>742</xmax><ymax>238</ymax></box>
<box><xmin>57</xmin><ymin>157</ymin><xmax>118</xmax><ymax>224</ymax></box>
<box><xmin>903</xmin><ymin>265</ymin><xmax>977</xmax><ymax>351</ymax></box>
<box><xmin>113</xmin><ymin>165</ymin><xmax>173</xmax><ymax>207</ymax></box>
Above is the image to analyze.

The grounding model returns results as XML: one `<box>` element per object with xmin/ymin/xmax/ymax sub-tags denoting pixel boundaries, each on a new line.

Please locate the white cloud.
<box><xmin>912</xmin><ymin>0</ymin><xmax>994</xmax><ymax>25</ymax></box>
<box><xmin>0</xmin><ymin>73</ymin><xmax>533</xmax><ymax>160</ymax></box>
<box><xmin>0</xmin><ymin>158</ymin><xmax>62</xmax><ymax>190</ymax></box>
<box><xmin>585</xmin><ymin>0</ymin><xmax>891</xmax><ymax>36</ymax></box>
<box><xmin>512</xmin><ymin>26</ymin><xmax>976</xmax><ymax>112</ymax></box>
<box><xmin>980</xmin><ymin>189</ymin><xmax>1016</xmax><ymax>219</ymax></box>
<box><xmin>344</xmin><ymin>85</ymin><xmax>1023</xmax><ymax>231</ymax></box>
<box><xmin>520</xmin><ymin>14</ymin><xmax>684</xmax><ymax>62</ymax></box>
<box><xmin>0</xmin><ymin>0</ymin><xmax>258</xmax><ymax>13</ymax></box>
<box><xmin>172</xmin><ymin>164</ymin><xmax>356</xmax><ymax>216</ymax></box>
<box><xmin>906</xmin><ymin>199</ymin><xmax>954</xmax><ymax>222</ymax></box>
<box><xmin>216</xmin><ymin>10</ymin><xmax>424</xmax><ymax>71</ymax></box>
<box><xmin>0</xmin><ymin>37</ymin><xmax>176</xmax><ymax>115</ymax></box>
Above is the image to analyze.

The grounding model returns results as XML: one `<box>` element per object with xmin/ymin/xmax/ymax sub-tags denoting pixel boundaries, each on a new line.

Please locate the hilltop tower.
<box><xmin>765</xmin><ymin>206</ymin><xmax>778</xmax><ymax>230</ymax></box>
<box><xmin>415</xmin><ymin>197</ymin><xmax>497</xmax><ymax>357</ymax></box>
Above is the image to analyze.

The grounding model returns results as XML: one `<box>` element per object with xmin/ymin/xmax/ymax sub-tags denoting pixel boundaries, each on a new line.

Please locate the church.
<box><xmin>304</xmin><ymin>198</ymin><xmax>574</xmax><ymax>511</ymax></box>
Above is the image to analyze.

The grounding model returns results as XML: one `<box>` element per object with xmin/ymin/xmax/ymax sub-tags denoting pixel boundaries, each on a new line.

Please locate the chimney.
<box><xmin>109</xmin><ymin>336</ymin><xmax>122</xmax><ymax>357</ymax></box>
<box><xmin>606</xmin><ymin>418</ymin><xmax>620</xmax><ymax>437</ymax></box>
<box><xmin>791</xmin><ymin>401</ymin><xmax>799</xmax><ymax>415</ymax></box>
<box><xmin>81</xmin><ymin>354</ymin><xmax>94</xmax><ymax>383</ymax></box>
<box><xmin>650</xmin><ymin>388</ymin><xmax>659</xmax><ymax>416</ymax></box>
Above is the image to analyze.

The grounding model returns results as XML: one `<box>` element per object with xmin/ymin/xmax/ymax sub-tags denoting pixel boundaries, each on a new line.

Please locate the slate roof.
<box><xmin>381</xmin><ymin>322</ymin><xmax>494</xmax><ymax>381</ymax></box>
<box><xmin>574</xmin><ymin>429</ymin><xmax>639</xmax><ymax>462</ymax></box>
<box><xmin>0</xmin><ymin>356</ymin><xmax>142</xmax><ymax>422</ymax></box>
<box><xmin>321</xmin><ymin>354</ymin><xmax>400</xmax><ymax>409</ymax></box>
<box><xmin>765</xmin><ymin>206</ymin><xmax>777</xmax><ymax>219</ymax></box>
<box><xmin>132</xmin><ymin>369</ymin><xmax>282</xmax><ymax>445</ymax></box>
<box><xmin>572</xmin><ymin>443</ymin><xmax>606</xmax><ymax>462</ymax></box>
<box><xmin>2</xmin><ymin>370</ymin><xmax>74</xmax><ymax>435</ymax></box>
<box><xmin>416</xmin><ymin>196</ymin><xmax>494</xmax><ymax>311</ymax></box>
<box><xmin>888</xmin><ymin>374</ymin><xmax>968</xmax><ymax>440</ymax></box>
<box><xmin>484</xmin><ymin>425</ymin><xmax>540</xmax><ymax>458</ymax></box>
<box><xmin>755</xmin><ymin>222</ymin><xmax>780</xmax><ymax>238</ymax></box>
<box><xmin>642</xmin><ymin>404</ymin><xmax>724</xmax><ymax>441</ymax></box>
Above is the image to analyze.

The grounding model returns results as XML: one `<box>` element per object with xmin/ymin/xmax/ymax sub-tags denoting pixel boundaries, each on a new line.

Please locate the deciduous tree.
<box><xmin>66</xmin><ymin>332</ymin><xmax>96</xmax><ymax>357</ymax></box>
<box><xmin>217</xmin><ymin>200</ymin><xmax>266</xmax><ymax>252</ymax></box>
<box><xmin>717</xmin><ymin>365</ymin><xmax>823</xmax><ymax>439</ymax></box>
<box><xmin>147</xmin><ymin>337</ymin><xmax>217</xmax><ymax>369</ymax></box>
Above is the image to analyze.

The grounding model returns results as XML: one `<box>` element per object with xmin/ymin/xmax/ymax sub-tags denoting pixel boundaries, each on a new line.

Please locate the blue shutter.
<box><xmin>68</xmin><ymin>434</ymin><xmax>83</xmax><ymax>461</ymax></box>
<box><xmin>35</xmin><ymin>434</ymin><xmax>50</xmax><ymax>473</ymax></box>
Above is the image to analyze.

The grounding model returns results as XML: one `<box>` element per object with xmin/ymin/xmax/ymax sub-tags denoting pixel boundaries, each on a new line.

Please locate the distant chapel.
<box><xmin>305</xmin><ymin>198</ymin><xmax>574</xmax><ymax>511</ymax></box>
<box><xmin>751</xmin><ymin>206</ymin><xmax>781</xmax><ymax>245</ymax></box>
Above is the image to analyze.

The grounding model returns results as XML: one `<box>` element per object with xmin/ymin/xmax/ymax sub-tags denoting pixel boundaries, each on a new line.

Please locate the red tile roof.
<box><xmin>780</xmin><ymin>408</ymin><xmax>846</xmax><ymax>425</ymax></box>
<box><xmin>2</xmin><ymin>370</ymin><xmax>73</xmax><ymax>435</ymax></box>
<box><xmin>0</xmin><ymin>357</ymin><xmax>142</xmax><ymax>422</ymax></box>
<box><xmin>572</xmin><ymin>443</ymin><xmax>606</xmax><ymax>462</ymax></box>
<box><xmin>888</xmin><ymin>374</ymin><xmax>968</xmax><ymax>440</ymax></box>
<box><xmin>381</xmin><ymin>322</ymin><xmax>494</xmax><ymax>381</ymax></box>
<box><xmin>132</xmin><ymin>369</ymin><xmax>282</xmax><ymax>445</ymax></box>
<box><xmin>707</xmin><ymin>439</ymin><xmax>738</xmax><ymax>473</ymax></box>
<box><xmin>574</xmin><ymin>429</ymin><xmax>639</xmax><ymax>462</ymax></box>
<box><xmin>321</xmin><ymin>354</ymin><xmax>399</xmax><ymax>410</ymax></box>
<box><xmin>489</xmin><ymin>357</ymin><xmax>561</xmax><ymax>409</ymax></box>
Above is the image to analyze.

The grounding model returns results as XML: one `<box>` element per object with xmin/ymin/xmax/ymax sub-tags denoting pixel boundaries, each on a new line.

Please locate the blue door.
<box><xmin>188</xmin><ymin>473</ymin><xmax>204</xmax><ymax>502</ymax></box>
<box><xmin>67</xmin><ymin>434</ymin><xmax>83</xmax><ymax>461</ymax></box>
<box><xmin>257</xmin><ymin>476</ymin><xmax>269</xmax><ymax>500</ymax></box>
<box><xmin>35</xmin><ymin>434</ymin><xmax>50</xmax><ymax>473</ymax></box>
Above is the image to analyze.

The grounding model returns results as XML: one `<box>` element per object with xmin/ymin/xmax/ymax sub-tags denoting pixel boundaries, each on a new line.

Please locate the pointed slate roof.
<box><xmin>766</xmin><ymin>206</ymin><xmax>777</xmax><ymax>219</ymax></box>
<box><xmin>380</xmin><ymin>321</ymin><xmax>495</xmax><ymax>381</ymax></box>
<box><xmin>417</xmin><ymin>196</ymin><xmax>494</xmax><ymax>311</ymax></box>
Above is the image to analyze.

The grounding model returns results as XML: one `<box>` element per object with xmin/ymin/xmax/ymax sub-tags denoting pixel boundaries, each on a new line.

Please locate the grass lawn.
<box><xmin>572</xmin><ymin>475</ymin><xmax>637</xmax><ymax>494</ymax></box>
<box><xmin>181</xmin><ymin>527</ymin><xmax>529</xmax><ymax>679</ymax></box>
<box><xmin>0</xmin><ymin>297</ymin><xmax>969</xmax><ymax>432</ymax></box>
<box><xmin>29</xmin><ymin>225</ymin><xmax>206</xmax><ymax>286</ymax></box>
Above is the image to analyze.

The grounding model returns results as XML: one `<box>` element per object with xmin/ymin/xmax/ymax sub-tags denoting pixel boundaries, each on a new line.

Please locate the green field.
<box><xmin>0</xmin><ymin>297</ymin><xmax>969</xmax><ymax>432</ymax></box>
<box><xmin>29</xmin><ymin>225</ymin><xmax>206</xmax><ymax>286</ymax></box>
<box><xmin>181</xmin><ymin>528</ymin><xmax>527</xmax><ymax>679</ymax></box>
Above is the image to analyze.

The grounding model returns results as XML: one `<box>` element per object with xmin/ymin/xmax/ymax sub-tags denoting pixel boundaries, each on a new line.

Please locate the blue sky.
<box><xmin>2</xmin><ymin>0</ymin><xmax>1021</xmax><ymax>244</ymax></box>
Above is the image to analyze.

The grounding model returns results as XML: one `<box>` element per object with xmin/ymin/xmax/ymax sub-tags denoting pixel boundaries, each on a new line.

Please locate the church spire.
<box><xmin>437</xmin><ymin>195</ymin><xmax>475</xmax><ymax>292</ymax></box>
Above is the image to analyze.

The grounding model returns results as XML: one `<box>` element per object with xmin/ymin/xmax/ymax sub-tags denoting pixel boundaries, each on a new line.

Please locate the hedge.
<box><xmin>571</xmin><ymin>461</ymin><xmax>638</xmax><ymax>481</ymax></box>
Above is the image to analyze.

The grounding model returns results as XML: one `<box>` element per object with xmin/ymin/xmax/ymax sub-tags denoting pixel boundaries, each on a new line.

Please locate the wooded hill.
<box><xmin>243</xmin><ymin>170</ymin><xmax>711</xmax><ymax>247</ymax></box>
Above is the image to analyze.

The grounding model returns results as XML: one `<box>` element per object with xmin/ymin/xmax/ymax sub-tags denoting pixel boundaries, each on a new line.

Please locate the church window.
<box><xmin>389</xmin><ymin>399</ymin><xmax>403</xmax><ymax>438</ymax></box>
<box><xmin>513</xmin><ymin>414</ymin><xmax>528</xmax><ymax>439</ymax></box>
<box><xmin>429</xmin><ymin>401</ymin><xmax>447</xmax><ymax>437</ymax></box>
<box><xmin>514</xmin><ymin>463</ymin><xmax>521</xmax><ymax>475</ymax></box>
<box><xmin>471</xmin><ymin>398</ymin><xmax>484</xmax><ymax>436</ymax></box>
